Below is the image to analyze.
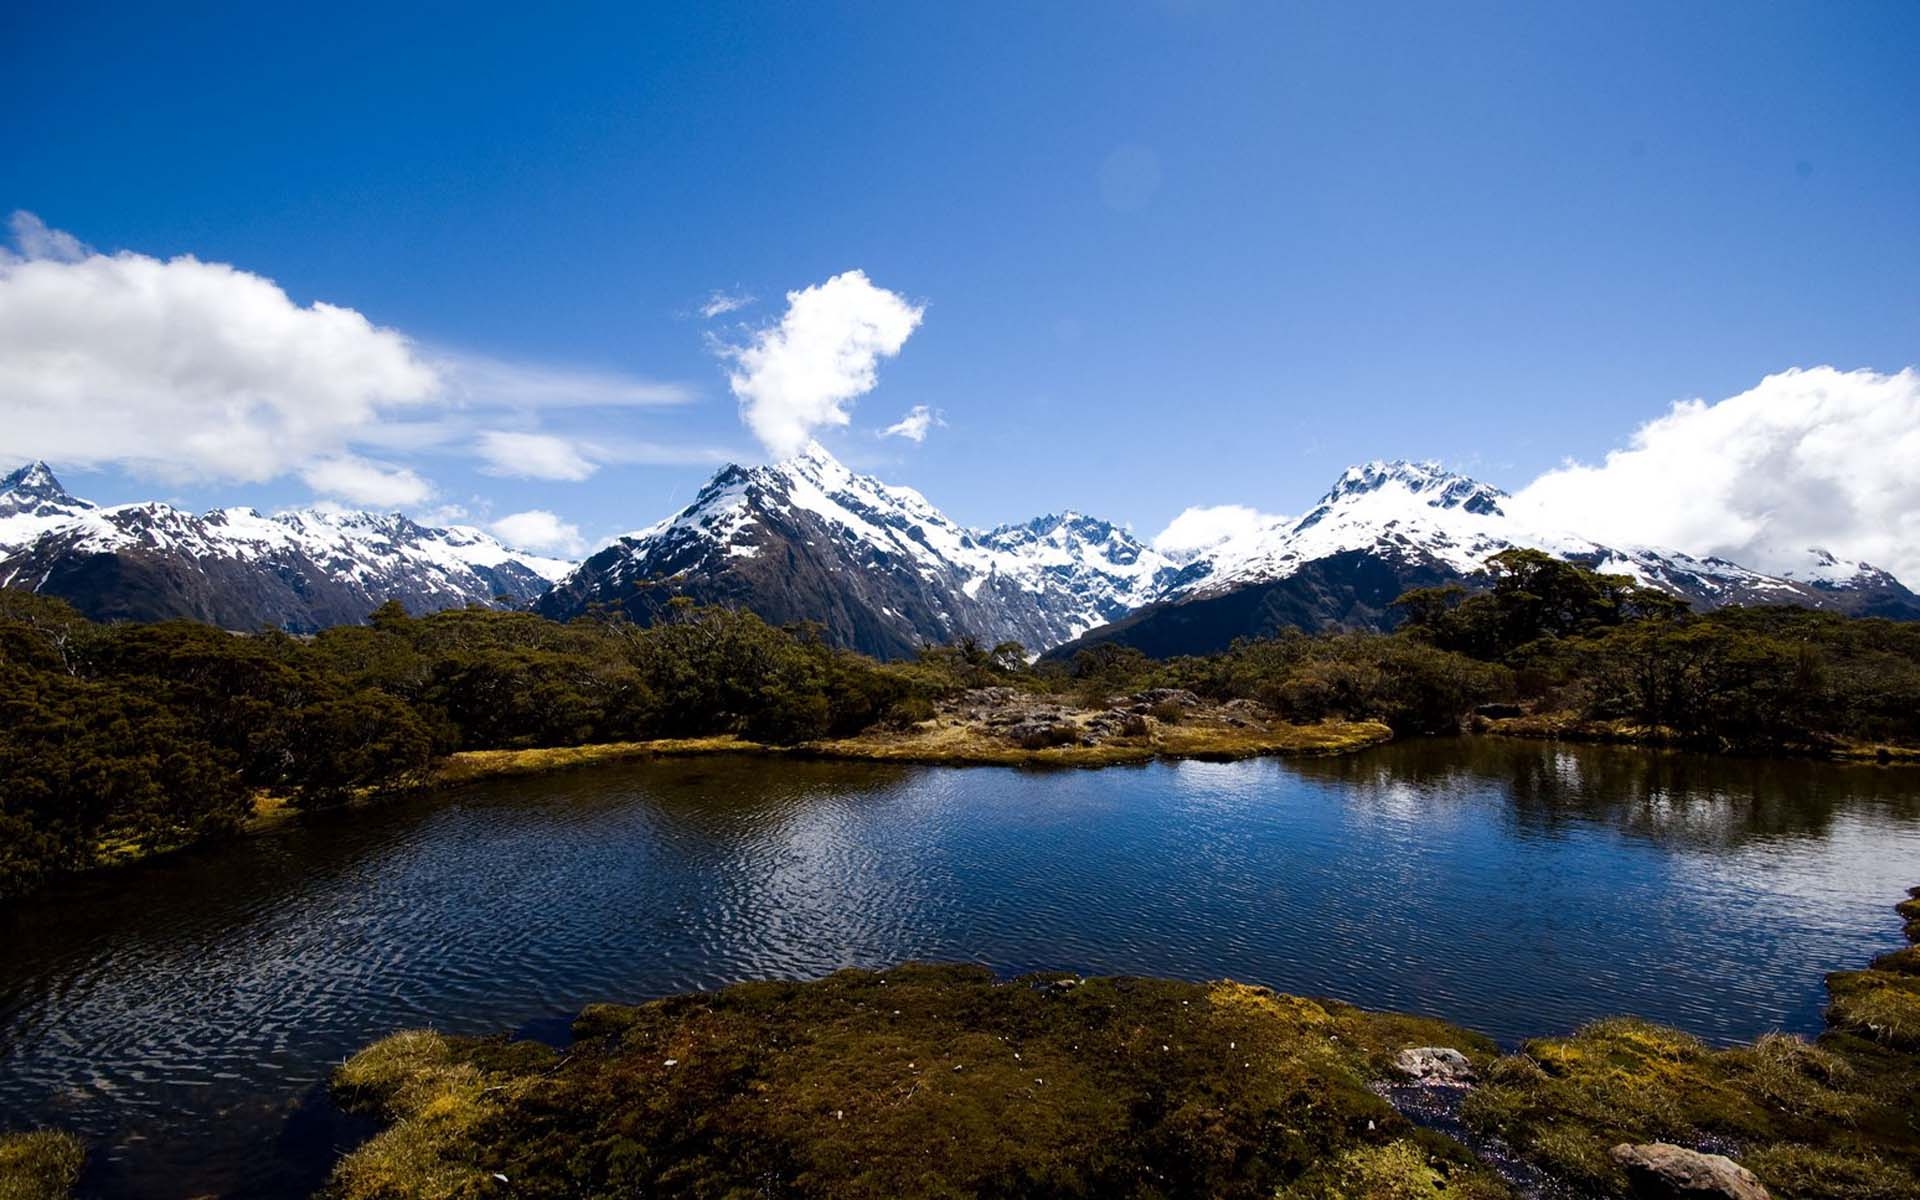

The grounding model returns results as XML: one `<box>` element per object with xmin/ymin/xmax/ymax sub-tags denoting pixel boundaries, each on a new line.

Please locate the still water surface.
<box><xmin>3</xmin><ymin>738</ymin><xmax>1918</xmax><ymax>1198</ymax></box>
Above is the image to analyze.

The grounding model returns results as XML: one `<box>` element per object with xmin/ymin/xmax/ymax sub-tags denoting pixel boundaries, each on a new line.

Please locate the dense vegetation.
<box><xmin>5</xmin><ymin>553</ymin><xmax>1919</xmax><ymax>900</ymax></box>
<box><xmin>323</xmin><ymin>888</ymin><xmax>1920</xmax><ymax>1200</ymax></box>
<box><xmin>1083</xmin><ymin>549</ymin><xmax>1920</xmax><ymax>751</ymax></box>
<box><xmin>0</xmin><ymin>592</ymin><xmax>928</xmax><ymax>900</ymax></box>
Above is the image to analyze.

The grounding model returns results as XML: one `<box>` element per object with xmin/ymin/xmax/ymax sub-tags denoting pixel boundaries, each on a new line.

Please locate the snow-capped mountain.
<box><xmin>7</xmin><ymin>452</ymin><xmax>1913</xmax><ymax>654</ymax></box>
<box><xmin>1052</xmin><ymin>460</ymin><xmax>1920</xmax><ymax>658</ymax></box>
<box><xmin>536</xmin><ymin>443</ymin><xmax>1178</xmax><ymax>658</ymax></box>
<box><xmin>0</xmin><ymin>462</ymin><xmax>571</xmax><ymax>631</ymax></box>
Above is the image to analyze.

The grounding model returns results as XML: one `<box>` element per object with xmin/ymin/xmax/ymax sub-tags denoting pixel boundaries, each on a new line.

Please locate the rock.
<box><xmin>1391</xmin><ymin>1046</ymin><xmax>1476</xmax><ymax>1086</ymax></box>
<box><xmin>1134</xmin><ymin>688</ymin><xmax>1200</xmax><ymax>708</ymax></box>
<box><xmin>1608</xmin><ymin>1143</ymin><xmax>1770</xmax><ymax>1200</ymax></box>
<box><xmin>1006</xmin><ymin>719</ymin><xmax>1078</xmax><ymax>750</ymax></box>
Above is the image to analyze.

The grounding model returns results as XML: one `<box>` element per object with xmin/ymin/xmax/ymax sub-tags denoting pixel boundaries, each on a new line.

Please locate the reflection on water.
<box><xmin>1</xmin><ymin>739</ymin><xmax>1917</xmax><ymax>1199</ymax></box>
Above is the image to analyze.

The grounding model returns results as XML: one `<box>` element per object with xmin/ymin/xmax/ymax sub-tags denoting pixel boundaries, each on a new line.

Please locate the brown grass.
<box><xmin>431</xmin><ymin>719</ymin><xmax>1394</xmax><ymax>783</ymax></box>
<box><xmin>0</xmin><ymin>1131</ymin><xmax>84</xmax><ymax>1200</ymax></box>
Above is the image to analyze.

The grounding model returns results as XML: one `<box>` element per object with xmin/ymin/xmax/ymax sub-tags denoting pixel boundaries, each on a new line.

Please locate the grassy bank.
<box><xmin>324</xmin><ymin>888</ymin><xmax>1920</xmax><ymax>1200</ymax></box>
<box><xmin>432</xmin><ymin>716</ymin><xmax>1394</xmax><ymax>783</ymax></box>
<box><xmin>1478</xmin><ymin>711</ymin><xmax>1920</xmax><ymax>764</ymax></box>
<box><xmin>0</xmin><ymin>1131</ymin><xmax>83</xmax><ymax>1200</ymax></box>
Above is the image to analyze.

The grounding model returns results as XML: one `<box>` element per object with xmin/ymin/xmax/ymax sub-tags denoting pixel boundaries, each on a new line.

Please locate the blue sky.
<box><xmin>2</xmin><ymin>1</ymin><xmax>1916</xmax><ymax>558</ymax></box>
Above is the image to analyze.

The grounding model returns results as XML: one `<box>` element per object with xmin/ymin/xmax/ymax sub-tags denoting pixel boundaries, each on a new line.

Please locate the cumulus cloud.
<box><xmin>881</xmin><ymin>405</ymin><xmax>943</xmax><ymax>443</ymax></box>
<box><xmin>489</xmin><ymin>509</ymin><xmax>586</xmax><ymax>557</ymax></box>
<box><xmin>0</xmin><ymin>212</ymin><xmax>699</xmax><ymax>507</ymax></box>
<box><xmin>1512</xmin><ymin>367</ymin><xmax>1920</xmax><ymax>582</ymax></box>
<box><xmin>300</xmin><ymin>455</ymin><xmax>434</xmax><ymax>508</ymax></box>
<box><xmin>1153</xmin><ymin>504</ymin><xmax>1289</xmax><ymax>559</ymax></box>
<box><xmin>6</xmin><ymin>211</ymin><xmax>88</xmax><ymax>263</ymax></box>
<box><xmin>718</xmin><ymin>269</ymin><xmax>924</xmax><ymax>459</ymax></box>
<box><xmin>0</xmin><ymin>215</ymin><xmax>440</xmax><ymax>484</ymax></box>
<box><xmin>475</xmin><ymin>431</ymin><xmax>599</xmax><ymax>481</ymax></box>
<box><xmin>698</xmin><ymin>288</ymin><xmax>754</xmax><ymax>319</ymax></box>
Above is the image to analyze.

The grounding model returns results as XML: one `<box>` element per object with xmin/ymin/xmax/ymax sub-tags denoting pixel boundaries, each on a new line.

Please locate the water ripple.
<box><xmin>1</xmin><ymin>743</ymin><xmax>1917</xmax><ymax>1198</ymax></box>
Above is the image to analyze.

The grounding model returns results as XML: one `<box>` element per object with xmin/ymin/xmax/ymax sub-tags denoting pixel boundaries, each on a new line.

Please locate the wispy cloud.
<box><xmin>698</xmin><ymin>288</ymin><xmax>755</xmax><ymax>319</ymax></box>
<box><xmin>432</xmin><ymin>350</ymin><xmax>694</xmax><ymax>409</ymax></box>
<box><xmin>881</xmin><ymin>404</ymin><xmax>943</xmax><ymax>443</ymax></box>
<box><xmin>474</xmin><ymin>431</ymin><xmax>599</xmax><ymax>481</ymax></box>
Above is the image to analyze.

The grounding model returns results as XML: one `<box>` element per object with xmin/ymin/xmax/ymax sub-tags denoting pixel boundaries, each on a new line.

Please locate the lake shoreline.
<box><xmin>27</xmin><ymin>711</ymin><xmax>1918</xmax><ymax>909</ymax></box>
<box><xmin>1477</xmin><ymin>711</ymin><xmax>1920</xmax><ymax>764</ymax></box>
<box><xmin>432</xmin><ymin>713</ymin><xmax>1395</xmax><ymax>784</ymax></box>
<box><xmin>308</xmin><ymin>886</ymin><xmax>1920</xmax><ymax>1200</ymax></box>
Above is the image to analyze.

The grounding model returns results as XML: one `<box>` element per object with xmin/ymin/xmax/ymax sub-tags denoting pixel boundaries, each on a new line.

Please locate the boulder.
<box><xmin>1391</xmin><ymin>1046</ymin><xmax>1476</xmax><ymax>1086</ymax></box>
<box><xmin>1608</xmin><ymin>1143</ymin><xmax>1770</xmax><ymax>1200</ymax></box>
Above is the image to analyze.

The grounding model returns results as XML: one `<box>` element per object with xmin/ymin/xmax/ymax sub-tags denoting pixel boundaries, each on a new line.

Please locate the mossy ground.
<box><xmin>327</xmin><ymin>966</ymin><xmax>1507</xmax><ymax>1200</ymax></box>
<box><xmin>1459</xmin><ymin>890</ymin><xmax>1920</xmax><ymax>1200</ymax></box>
<box><xmin>330</xmin><ymin>890</ymin><xmax>1920</xmax><ymax>1200</ymax></box>
<box><xmin>0</xmin><ymin>1132</ymin><xmax>83</xmax><ymax>1200</ymax></box>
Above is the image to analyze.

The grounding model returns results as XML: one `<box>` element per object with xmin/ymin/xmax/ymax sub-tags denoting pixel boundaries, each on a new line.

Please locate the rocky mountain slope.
<box><xmin>0</xmin><ymin>462</ymin><xmax>570</xmax><ymax>631</ymax></box>
<box><xmin>1051</xmin><ymin>460</ymin><xmax>1920</xmax><ymax>659</ymax></box>
<box><xmin>8</xmin><ymin>451</ymin><xmax>1914</xmax><ymax>654</ymax></box>
<box><xmin>535</xmin><ymin>443</ymin><xmax>1179</xmax><ymax>658</ymax></box>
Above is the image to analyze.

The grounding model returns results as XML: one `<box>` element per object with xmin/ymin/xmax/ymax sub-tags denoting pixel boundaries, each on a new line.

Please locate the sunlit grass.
<box><xmin>0</xmin><ymin>1131</ymin><xmax>83</xmax><ymax>1200</ymax></box>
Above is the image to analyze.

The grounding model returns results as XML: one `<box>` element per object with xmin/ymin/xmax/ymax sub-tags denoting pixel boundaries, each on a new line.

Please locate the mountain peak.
<box><xmin>0</xmin><ymin>461</ymin><xmax>94</xmax><ymax>524</ymax></box>
<box><xmin>1319</xmin><ymin>460</ymin><xmax>1507</xmax><ymax>516</ymax></box>
<box><xmin>1</xmin><ymin>460</ymin><xmax>74</xmax><ymax>502</ymax></box>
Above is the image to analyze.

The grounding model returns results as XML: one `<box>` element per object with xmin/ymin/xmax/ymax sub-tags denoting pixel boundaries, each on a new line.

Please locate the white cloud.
<box><xmin>698</xmin><ymin>288</ymin><xmax>754</xmax><ymax>319</ymax></box>
<box><xmin>718</xmin><ymin>269</ymin><xmax>925</xmax><ymax>459</ymax></box>
<box><xmin>1153</xmin><ymin>504</ymin><xmax>1288</xmax><ymax>559</ymax></box>
<box><xmin>475</xmin><ymin>430</ymin><xmax>598</xmax><ymax>481</ymax></box>
<box><xmin>300</xmin><ymin>455</ymin><xmax>434</xmax><ymax>508</ymax></box>
<box><xmin>1512</xmin><ymin>366</ymin><xmax>1920</xmax><ymax>582</ymax></box>
<box><xmin>0</xmin><ymin>213</ymin><xmax>440</xmax><ymax>484</ymax></box>
<box><xmin>7</xmin><ymin>211</ymin><xmax>88</xmax><ymax>263</ymax></box>
<box><xmin>0</xmin><ymin>212</ymin><xmax>696</xmax><ymax>507</ymax></box>
<box><xmin>432</xmin><ymin>350</ymin><xmax>693</xmax><ymax>408</ymax></box>
<box><xmin>489</xmin><ymin>509</ymin><xmax>586</xmax><ymax>557</ymax></box>
<box><xmin>881</xmin><ymin>404</ymin><xmax>942</xmax><ymax>443</ymax></box>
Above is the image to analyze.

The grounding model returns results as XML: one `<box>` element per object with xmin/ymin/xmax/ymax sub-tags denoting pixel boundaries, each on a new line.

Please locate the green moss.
<box><xmin>1459</xmin><ymin>919</ymin><xmax>1920</xmax><ymax>1200</ymax></box>
<box><xmin>1870</xmin><ymin>946</ymin><xmax>1920</xmax><ymax>975</ymax></box>
<box><xmin>329</xmin><ymin>887</ymin><xmax>1920</xmax><ymax>1200</ymax></box>
<box><xmin>330</xmin><ymin>966</ymin><xmax>1507</xmax><ymax>1200</ymax></box>
<box><xmin>0</xmin><ymin>1131</ymin><xmax>83</xmax><ymax>1200</ymax></box>
<box><xmin>1826</xmin><ymin>971</ymin><xmax>1920</xmax><ymax>1051</ymax></box>
<box><xmin>1275</xmin><ymin>1138</ymin><xmax>1512</xmax><ymax>1200</ymax></box>
<box><xmin>1740</xmin><ymin>1145</ymin><xmax>1918</xmax><ymax>1200</ymax></box>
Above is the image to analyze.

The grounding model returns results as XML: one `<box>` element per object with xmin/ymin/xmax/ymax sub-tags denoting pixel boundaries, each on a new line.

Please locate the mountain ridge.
<box><xmin>0</xmin><ymin>463</ymin><xmax>570</xmax><ymax>632</ymax></box>
<box><xmin>541</xmin><ymin>448</ymin><xmax>1918</xmax><ymax>659</ymax></box>
<box><xmin>6</xmin><ymin>452</ymin><xmax>1915</xmax><ymax>653</ymax></box>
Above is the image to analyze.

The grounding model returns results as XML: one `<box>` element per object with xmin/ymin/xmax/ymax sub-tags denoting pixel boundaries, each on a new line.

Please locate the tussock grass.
<box><xmin>329</xmin><ymin>965</ymin><xmax>1506</xmax><ymax>1200</ymax></box>
<box><xmin>0</xmin><ymin>1131</ymin><xmax>83</xmax><ymax>1200</ymax></box>
<box><xmin>1460</xmin><ymin>890</ymin><xmax>1920</xmax><ymax>1199</ymax></box>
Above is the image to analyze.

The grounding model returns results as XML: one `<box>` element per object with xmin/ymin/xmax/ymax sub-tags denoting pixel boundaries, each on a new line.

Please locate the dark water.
<box><xmin>3</xmin><ymin>739</ymin><xmax>1918</xmax><ymax>1199</ymax></box>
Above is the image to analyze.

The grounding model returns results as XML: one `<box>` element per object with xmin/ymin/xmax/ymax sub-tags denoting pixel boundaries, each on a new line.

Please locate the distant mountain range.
<box><xmin>5</xmin><ymin>450</ymin><xmax>1916</xmax><ymax>653</ymax></box>
<box><xmin>0</xmin><ymin>462</ymin><xmax>569</xmax><ymax>631</ymax></box>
